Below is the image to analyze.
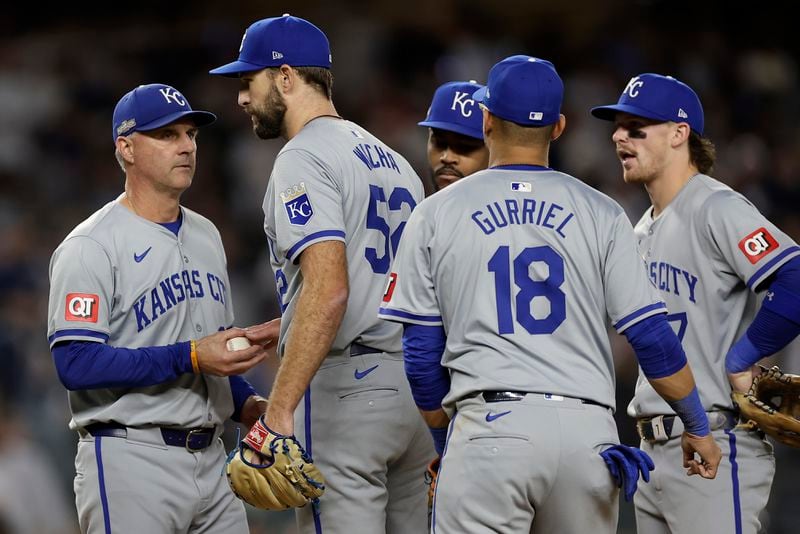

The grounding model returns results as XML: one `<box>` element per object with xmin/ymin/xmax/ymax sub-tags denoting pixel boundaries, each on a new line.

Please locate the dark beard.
<box><xmin>252</xmin><ymin>89</ymin><xmax>287</xmax><ymax>140</ymax></box>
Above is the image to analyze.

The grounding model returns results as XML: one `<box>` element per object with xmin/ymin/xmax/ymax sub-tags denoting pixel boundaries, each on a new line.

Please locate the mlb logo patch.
<box><xmin>511</xmin><ymin>182</ymin><xmax>532</xmax><ymax>192</ymax></box>
<box><xmin>738</xmin><ymin>227</ymin><xmax>779</xmax><ymax>264</ymax></box>
<box><xmin>65</xmin><ymin>293</ymin><xmax>99</xmax><ymax>322</ymax></box>
<box><xmin>280</xmin><ymin>182</ymin><xmax>314</xmax><ymax>225</ymax></box>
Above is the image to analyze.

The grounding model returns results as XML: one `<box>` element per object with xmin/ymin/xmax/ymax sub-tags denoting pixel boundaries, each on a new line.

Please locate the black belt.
<box><xmin>482</xmin><ymin>391</ymin><xmax>608</xmax><ymax>409</ymax></box>
<box><xmin>637</xmin><ymin>411</ymin><xmax>739</xmax><ymax>443</ymax></box>
<box><xmin>85</xmin><ymin>423</ymin><xmax>216</xmax><ymax>452</ymax></box>
<box><xmin>350</xmin><ymin>342</ymin><xmax>382</xmax><ymax>357</ymax></box>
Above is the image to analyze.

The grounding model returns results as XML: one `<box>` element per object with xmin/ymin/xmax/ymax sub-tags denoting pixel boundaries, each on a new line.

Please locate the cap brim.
<box><xmin>472</xmin><ymin>86</ymin><xmax>488</xmax><ymax>103</ymax></box>
<box><xmin>418</xmin><ymin>120</ymin><xmax>483</xmax><ymax>140</ymax></box>
<box><xmin>137</xmin><ymin>110</ymin><xmax>217</xmax><ymax>132</ymax></box>
<box><xmin>590</xmin><ymin>103</ymin><xmax>671</xmax><ymax>123</ymax></box>
<box><xmin>209</xmin><ymin>59</ymin><xmax>267</xmax><ymax>77</ymax></box>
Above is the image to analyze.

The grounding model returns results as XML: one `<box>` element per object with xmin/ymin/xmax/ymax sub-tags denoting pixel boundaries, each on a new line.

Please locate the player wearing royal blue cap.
<box><xmin>380</xmin><ymin>56</ymin><xmax>722</xmax><ymax>534</ymax></box>
<box><xmin>210</xmin><ymin>14</ymin><xmax>434</xmax><ymax>534</ymax></box>
<box><xmin>419</xmin><ymin>81</ymin><xmax>488</xmax><ymax>191</ymax></box>
<box><xmin>592</xmin><ymin>73</ymin><xmax>800</xmax><ymax>534</ymax></box>
<box><xmin>47</xmin><ymin>83</ymin><xmax>272</xmax><ymax>533</ymax></box>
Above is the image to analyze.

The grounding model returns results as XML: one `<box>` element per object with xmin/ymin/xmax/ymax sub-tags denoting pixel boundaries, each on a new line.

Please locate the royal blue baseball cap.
<box><xmin>112</xmin><ymin>84</ymin><xmax>216</xmax><ymax>142</ymax></box>
<box><xmin>590</xmin><ymin>73</ymin><xmax>704</xmax><ymax>135</ymax></box>
<box><xmin>472</xmin><ymin>55</ymin><xmax>563</xmax><ymax>126</ymax></box>
<box><xmin>209</xmin><ymin>14</ymin><xmax>331</xmax><ymax>77</ymax></box>
<box><xmin>418</xmin><ymin>80</ymin><xmax>485</xmax><ymax>140</ymax></box>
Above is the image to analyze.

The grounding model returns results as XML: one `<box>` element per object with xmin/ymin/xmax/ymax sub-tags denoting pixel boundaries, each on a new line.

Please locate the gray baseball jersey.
<box><xmin>380</xmin><ymin>166</ymin><xmax>667</xmax><ymax>412</ymax></box>
<box><xmin>629</xmin><ymin>174</ymin><xmax>795</xmax><ymax>534</ymax></box>
<box><xmin>629</xmin><ymin>174</ymin><xmax>800</xmax><ymax>416</ymax></box>
<box><xmin>47</xmin><ymin>197</ymin><xmax>247</xmax><ymax>534</ymax></box>
<box><xmin>379</xmin><ymin>166</ymin><xmax>667</xmax><ymax>533</ymax></box>
<box><xmin>265</xmin><ymin>117</ymin><xmax>423</xmax><ymax>354</ymax></box>
<box><xmin>262</xmin><ymin>116</ymin><xmax>433</xmax><ymax>533</ymax></box>
<box><xmin>48</xmin><ymin>198</ymin><xmax>236</xmax><ymax>430</ymax></box>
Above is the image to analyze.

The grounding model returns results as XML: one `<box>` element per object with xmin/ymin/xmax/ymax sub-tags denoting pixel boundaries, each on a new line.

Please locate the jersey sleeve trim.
<box><xmin>614</xmin><ymin>302</ymin><xmax>667</xmax><ymax>333</ymax></box>
<box><xmin>378</xmin><ymin>307</ymin><xmax>443</xmax><ymax>326</ymax></box>
<box><xmin>48</xmin><ymin>329</ymin><xmax>109</xmax><ymax>348</ymax></box>
<box><xmin>746</xmin><ymin>245</ymin><xmax>800</xmax><ymax>290</ymax></box>
<box><xmin>286</xmin><ymin>230</ymin><xmax>346</xmax><ymax>262</ymax></box>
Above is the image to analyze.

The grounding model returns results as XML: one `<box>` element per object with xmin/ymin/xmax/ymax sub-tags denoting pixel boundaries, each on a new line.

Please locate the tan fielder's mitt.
<box><xmin>732</xmin><ymin>365</ymin><xmax>800</xmax><ymax>448</ymax></box>
<box><xmin>225</xmin><ymin>416</ymin><xmax>325</xmax><ymax>510</ymax></box>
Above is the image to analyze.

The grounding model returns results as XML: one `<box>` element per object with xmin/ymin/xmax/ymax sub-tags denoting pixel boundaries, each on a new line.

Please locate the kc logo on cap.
<box><xmin>418</xmin><ymin>80</ymin><xmax>485</xmax><ymax>140</ymax></box>
<box><xmin>590</xmin><ymin>73</ymin><xmax>705</xmax><ymax>135</ymax></box>
<box><xmin>112</xmin><ymin>83</ymin><xmax>216</xmax><ymax>142</ymax></box>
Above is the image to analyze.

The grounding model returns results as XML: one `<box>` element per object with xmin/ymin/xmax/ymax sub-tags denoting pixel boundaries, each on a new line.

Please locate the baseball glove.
<box><xmin>731</xmin><ymin>365</ymin><xmax>800</xmax><ymax>448</ymax></box>
<box><xmin>225</xmin><ymin>416</ymin><xmax>325</xmax><ymax>510</ymax></box>
<box><xmin>424</xmin><ymin>456</ymin><xmax>440</xmax><ymax>528</ymax></box>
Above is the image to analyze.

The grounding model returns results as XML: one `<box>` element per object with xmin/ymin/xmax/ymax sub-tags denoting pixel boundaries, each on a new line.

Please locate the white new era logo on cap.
<box><xmin>678</xmin><ymin>108</ymin><xmax>688</xmax><ymax>119</ymax></box>
<box><xmin>272</xmin><ymin>51</ymin><xmax>284</xmax><ymax>60</ymax></box>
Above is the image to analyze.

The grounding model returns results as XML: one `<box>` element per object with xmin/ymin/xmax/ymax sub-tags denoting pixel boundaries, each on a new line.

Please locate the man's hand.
<box><xmin>240</xmin><ymin>395</ymin><xmax>269</xmax><ymax>428</ymax></box>
<box><xmin>245</xmin><ymin>318</ymin><xmax>281</xmax><ymax>354</ymax></box>
<box><xmin>681</xmin><ymin>432</ymin><xmax>722</xmax><ymax>479</ymax></box>
<box><xmin>195</xmin><ymin>328</ymin><xmax>268</xmax><ymax>376</ymax></box>
<box><xmin>728</xmin><ymin>365</ymin><xmax>761</xmax><ymax>394</ymax></box>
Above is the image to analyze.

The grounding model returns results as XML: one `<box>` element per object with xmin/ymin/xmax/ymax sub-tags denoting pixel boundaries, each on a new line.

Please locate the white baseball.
<box><xmin>226</xmin><ymin>336</ymin><xmax>252</xmax><ymax>351</ymax></box>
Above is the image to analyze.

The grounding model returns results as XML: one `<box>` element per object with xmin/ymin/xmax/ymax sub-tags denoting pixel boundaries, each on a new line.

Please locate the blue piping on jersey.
<box><xmin>48</xmin><ymin>329</ymin><xmax>109</xmax><ymax>346</ymax></box>
<box><xmin>725</xmin><ymin>429</ymin><xmax>743</xmax><ymax>534</ymax></box>
<box><xmin>304</xmin><ymin>388</ymin><xmax>322</xmax><ymax>534</ymax></box>
<box><xmin>490</xmin><ymin>164</ymin><xmax>551</xmax><ymax>171</ymax></box>
<box><xmin>286</xmin><ymin>230</ymin><xmax>346</xmax><ymax>262</ymax></box>
<box><xmin>378</xmin><ymin>307</ymin><xmax>443</xmax><ymax>323</ymax></box>
<box><xmin>431</xmin><ymin>413</ymin><xmax>458</xmax><ymax>533</ymax></box>
<box><xmin>746</xmin><ymin>246</ymin><xmax>800</xmax><ymax>289</ymax></box>
<box><xmin>613</xmin><ymin>302</ymin><xmax>667</xmax><ymax>332</ymax></box>
<box><xmin>95</xmin><ymin>438</ymin><xmax>112</xmax><ymax>534</ymax></box>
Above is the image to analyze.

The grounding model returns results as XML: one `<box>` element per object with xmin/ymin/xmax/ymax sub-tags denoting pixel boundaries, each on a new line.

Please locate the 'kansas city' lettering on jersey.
<box><xmin>352</xmin><ymin>143</ymin><xmax>401</xmax><ymax>173</ymax></box>
<box><xmin>471</xmin><ymin>197</ymin><xmax>575</xmax><ymax>238</ymax></box>
<box><xmin>280</xmin><ymin>182</ymin><xmax>314</xmax><ymax>225</ymax></box>
<box><xmin>131</xmin><ymin>269</ymin><xmax>227</xmax><ymax>332</ymax></box>
<box><xmin>647</xmin><ymin>261</ymin><xmax>699</xmax><ymax>304</ymax></box>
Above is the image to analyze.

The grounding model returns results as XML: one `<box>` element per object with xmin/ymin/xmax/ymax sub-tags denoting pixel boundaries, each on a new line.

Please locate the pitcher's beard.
<box><xmin>252</xmin><ymin>91</ymin><xmax>287</xmax><ymax>140</ymax></box>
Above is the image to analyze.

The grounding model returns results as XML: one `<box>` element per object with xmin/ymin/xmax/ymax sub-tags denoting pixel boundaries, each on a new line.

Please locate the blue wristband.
<box><xmin>667</xmin><ymin>387</ymin><xmax>709</xmax><ymax>436</ymax></box>
<box><xmin>429</xmin><ymin>427</ymin><xmax>447</xmax><ymax>457</ymax></box>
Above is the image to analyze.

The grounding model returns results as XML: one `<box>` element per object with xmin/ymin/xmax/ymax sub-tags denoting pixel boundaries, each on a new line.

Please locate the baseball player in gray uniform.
<box><xmin>592</xmin><ymin>73</ymin><xmax>800</xmax><ymax>534</ymax></box>
<box><xmin>47</xmin><ymin>83</ymin><xmax>271</xmax><ymax>534</ymax></box>
<box><xmin>380</xmin><ymin>56</ymin><xmax>721</xmax><ymax>534</ymax></box>
<box><xmin>210</xmin><ymin>15</ymin><xmax>435</xmax><ymax>533</ymax></box>
<box><xmin>419</xmin><ymin>80</ymin><xmax>488</xmax><ymax>191</ymax></box>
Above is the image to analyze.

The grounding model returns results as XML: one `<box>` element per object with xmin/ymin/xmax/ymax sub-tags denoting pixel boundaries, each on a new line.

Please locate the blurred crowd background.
<box><xmin>1</xmin><ymin>1</ymin><xmax>798</xmax><ymax>532</ymax></box>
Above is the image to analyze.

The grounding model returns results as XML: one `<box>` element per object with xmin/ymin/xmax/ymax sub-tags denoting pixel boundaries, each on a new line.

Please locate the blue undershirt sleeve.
<box><xmin>52</xmin><ymin>340</ymin><xmax>192</xmax><ymax>390</ymax></box>
<box><xmin>624</xmin><ymin>314</ymin><xmax>687</xmax><ymax>379</ymax></box>
<box><xmin>229</xmin><ymin>375</ymin><xmax>258</xmax><ymax>423</ymax></box>
<box><xmin>402</xmin><ymin>323</ymin><xmax>449</xmax><ymax>412</ymax></box>
<box><xmin>726</xmin><ymin>257</ymin><xmax>800</xmax><ymax>373</ymax></box>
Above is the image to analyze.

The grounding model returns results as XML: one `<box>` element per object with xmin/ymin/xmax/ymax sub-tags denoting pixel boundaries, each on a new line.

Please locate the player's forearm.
<box><xmin>647</xmin><ymin>363</ymin><xmax>696</xmax><ymax>401</ymax></box>
<box><xmin>625</xmin><ymin>314</ymin><xmax>710</xmax><ymax>435</ymax></box>
<box><xmin>52</xmin><ymin>340</ymin><xmax>192</xmax><ymax>390</ymax></box>
<box><xmin>420</xmin><ymin>408</ymin><xmax>448</xmax><ymax>428</ymax></box>
<box><xmin>726</xmin><ymin>257</ymin><xmax>800</xmax><ymax>373</ymax></box>
<box><xmin>266</xmin><ymin>242</ymin><xmax>348</xmax><ymax>432</ymax></box>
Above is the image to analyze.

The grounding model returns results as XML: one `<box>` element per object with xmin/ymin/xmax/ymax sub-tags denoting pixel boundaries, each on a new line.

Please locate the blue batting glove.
<box><xmin>600</xmin><ymin>444</ymin><xmax>655</xmax><ymax>502</ymax></box>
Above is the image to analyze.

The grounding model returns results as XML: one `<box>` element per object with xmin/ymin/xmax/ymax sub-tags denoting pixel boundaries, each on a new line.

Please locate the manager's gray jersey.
<box><xmin>264</xmin><ymin>117</ymin><xmax>423</xmax><ymax>355</ymax></box>
<box><xmin>47</xmin><ymin>199</ymin><xmax>235</xmax><ymax>430</ymax></box>
<box><xmin>629</xmin><ymin>174</ymin><xmax>800</xmax><ymax>417</ymax></box>
<box><xmin>380</xmin><ymin>167</ymin><xmax>666</xmax><ymax>412</ymax></box>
